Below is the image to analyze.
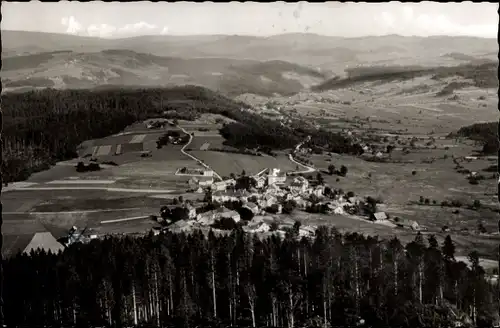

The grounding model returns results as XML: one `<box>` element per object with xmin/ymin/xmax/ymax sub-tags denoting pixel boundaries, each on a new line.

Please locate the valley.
<box><xmin>1</xmin><ymin>25</ymin><xmax>499</xmax><ymax>327</ymax></box>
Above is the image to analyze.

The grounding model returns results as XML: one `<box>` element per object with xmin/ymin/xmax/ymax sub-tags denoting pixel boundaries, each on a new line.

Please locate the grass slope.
<box><xmin>1</xmin><ymin>50</ymin><xmax>327</xmax><ymax>97</ymax></box>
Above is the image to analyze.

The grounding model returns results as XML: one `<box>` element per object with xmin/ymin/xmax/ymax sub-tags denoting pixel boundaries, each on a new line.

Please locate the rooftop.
<box><xmin>23</xmin><ymin>232</ymin><xmax>65</xmax><ymax>255</ymax></box>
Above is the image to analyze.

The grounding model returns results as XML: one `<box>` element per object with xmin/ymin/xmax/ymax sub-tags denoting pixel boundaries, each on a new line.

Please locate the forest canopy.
<box><xmin>4</xmin><ymin>229</ymin><xmax>498</xmax><ymax>328</ymax></box>
<box><xmin>1</xmin><ymin>86</ymin><xmax>361</xmax><ymax>183</ymax></box>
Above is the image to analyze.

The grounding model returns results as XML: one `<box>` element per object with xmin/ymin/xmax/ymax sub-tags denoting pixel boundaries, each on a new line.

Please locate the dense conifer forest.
<box><xmin>4</xmin><ymin>228</ymin><xmax>498</xmax><ymax>328</ymax></box>
<box><xmin>2</xmin><ymin>86</ymin><xmax>361</xmax><ymax>183</ymax></box>
<box><xmin>450</xmin><ymin>121</ymin><xmax>498</xmax><ymax>154</ymax></box>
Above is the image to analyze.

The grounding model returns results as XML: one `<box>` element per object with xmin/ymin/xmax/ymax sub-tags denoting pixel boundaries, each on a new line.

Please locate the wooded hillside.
<box><xmin>1</xmin><ymin>86</ymin><xmax>360</xmax><ymax>183</ymax></box>
<box><xmin>4</xmin><ymin>229</ymin><xmax>497</xmax><ymax>327</ymax></box>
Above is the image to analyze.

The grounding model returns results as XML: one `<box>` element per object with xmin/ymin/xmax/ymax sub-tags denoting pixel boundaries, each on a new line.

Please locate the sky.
<box><xmin>2</xmin><ymin>1</ymin><xmax>498</xmax><ymax>39</ymax></box>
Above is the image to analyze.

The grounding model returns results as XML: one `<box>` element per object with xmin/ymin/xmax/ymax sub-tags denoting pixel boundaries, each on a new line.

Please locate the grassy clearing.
<box><xmin>290</xmin><ymin>211</ymin><xmax>499</xmax><ymax>258</ymax></box>
<box><xmin>30</xmin><ymin>196</ymin><xmax>167</xmax><ymax>212</ymax></box>
<box><xmin>188</xmin><ymin>136</ymin><xmax>227</xmax><ymax>150</ymax></box>
<box><xmin>189</xmin><ymin>150</ymin><xmax>296</xmax><ymax>176</ymax></box>
<box><xmin>312</xmin><ymin>151</ymin><xmax>495</xmax><ymax>206</ymax></box>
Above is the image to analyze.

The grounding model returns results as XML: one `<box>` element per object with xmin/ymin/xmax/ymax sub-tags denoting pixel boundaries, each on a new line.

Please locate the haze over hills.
<box><xmin>1</xmin><ymin>30</ymin><xmax>498</xmax><ymax>96</ymax></box>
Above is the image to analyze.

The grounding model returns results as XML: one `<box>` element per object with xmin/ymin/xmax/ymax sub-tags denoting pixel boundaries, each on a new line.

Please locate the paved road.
<box><xmin>288</xmin><ymin>154</ymin><xmax>315</xmax><ymax>174</ymax></box>
<box><xmin>178</xmin><ymin>126</ymin><xmax>223</xmax><ymax>181</ymax></box>
<box><xmin>288</xmin><ymin>139</ymin><xmax>316</xmax><ymax>174</ymax></box>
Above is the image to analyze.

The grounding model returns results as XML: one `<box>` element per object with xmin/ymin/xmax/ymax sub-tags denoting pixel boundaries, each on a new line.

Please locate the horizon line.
<box><xmin>3</xmin><ymin>29</ymin><xmax>497</xmax><ymax>41</ymax></box>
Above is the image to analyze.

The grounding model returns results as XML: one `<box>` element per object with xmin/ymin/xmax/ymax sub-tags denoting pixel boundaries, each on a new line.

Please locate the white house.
<box><xmin>267</xmin><ymin>168</ymin><xmax>287</xmax><ymax>185</ymax></box>
<box><xmin>186</xmin><ymin>204</ymin><xmax>197</xmax><ymax>219</ymax></box>
<box><xmin>202</xmin><ymin>170</ymin><xmax>214</xmax><ymax>177</ymax></box>
<box><xmin>299</xmin><ymin>226</ymin><xmax>316</xmax><ymax>238</ymax></box>
<box><xmin>253</xmin><ymin>222</ymin><xmax>271</xmax><ymax>233</ymax></box>
<box><xmin>197</xmin><ymin>213</ymin><xmax>217</xmax><ymax>226</ymax></box>
<box><xmin>211</xmin><ymin>191</ymin><xmax>232</xmax><ymax>203</ymax></box>
<box><xmin>199</xmin><ymin>177</ymin><xmax>214</xmax><ymax>186</ymax></box>
<box><xmin>224</xmin><ymin>178</ymin><xmax>237</xmax><ymax>186</ymax></box>
<box><xmin>290</xmin><ymin>176</ymin><xmax>309</xmax><ymax>193</ymax></box>
<box><xmin>348</xmin><ymin>197</ymin><xmax>361</xmax><ymax>205</ymax></box>
<box><xmin>259</xmin><ymin>194</ymin><xmax>278</xmax><ymax>208</ymax></box>
<box><xmin>212</xmin><ymin>181</ymin><xmax>228</xmax><ymax>191</ymax></box>
<box><xmin>372</xmin><ymin>212</ymin><xmax>388</xmax><ymax>221</ymax></box>
<box><xmin>253</xmin><ymin>176</ymin><xmax>267</xmax><ymax>188</ymax></box>
<box><xmin>312</xmin><ymin>186</ymin><xmax>324</xmax><ymax>197</ymax></box>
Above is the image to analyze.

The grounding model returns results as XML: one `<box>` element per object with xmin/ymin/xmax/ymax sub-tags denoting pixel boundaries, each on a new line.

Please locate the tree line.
<box><xmin>449</xmin><ymin>121</ymin><xmax>498</xmax><ymax>155</ymax></box>
<box><xmin>4</xmin><ymin>228</ymin><xmax>498</xmax><ymax>328</ymax></box>
<box><xmin>2</xmin><ymin>86</ymin><xmax>361</xmax><ymax>183</ymax></box>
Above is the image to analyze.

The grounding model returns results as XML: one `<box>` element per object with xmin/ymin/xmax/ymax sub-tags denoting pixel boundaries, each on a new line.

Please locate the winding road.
<box><xmin>288</xmin><ymin>138</ymin><xmax>316</xmax><ymax>174</ymax></box>
<box><xmin>178</xmin><ymin>126</ymin><xmax>223</xmax><ymax>181</ymax></box>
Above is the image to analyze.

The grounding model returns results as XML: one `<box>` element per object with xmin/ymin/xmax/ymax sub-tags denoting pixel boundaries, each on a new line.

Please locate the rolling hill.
<box><xmin>311</xmin><ymin>61</ymin><xmax>499</xmax><ymax>93</ymax></box>
<box><xmin>2</xmin><ymin>31</ymin><xmax>497</xmax><ymax>96</ymax></box>
<box><xmin>3</xmin><ymin>30</ymin><xmax>498</xmax><ymax>69</ymax></box>
<box><xmin>1</xmin><ymin>50</ymin><xmax>327</xmax><ymax>97</ymax></box>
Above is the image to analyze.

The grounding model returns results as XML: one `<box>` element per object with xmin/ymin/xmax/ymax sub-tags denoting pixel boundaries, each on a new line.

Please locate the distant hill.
<box><xmin>3</xmin><ymin>30</ymin><xmax>498</xmax><ymax>71</ymax></box>
<box><xmin>311</xmin><ymin>61</ymin><xmax>498</xmax><ymax>92</ymax></box>
<box><xmin>1</xmin><ymin>50</ymin><xmax>327</xmax><ymax>97</ymax></box>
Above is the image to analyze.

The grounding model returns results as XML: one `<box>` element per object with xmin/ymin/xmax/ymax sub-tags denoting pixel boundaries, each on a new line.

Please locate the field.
<box><xmin>2</xmin><ymin>50</ymin><xmax>499</xmax><ymax>261</ymax></box>
<box><xmin>259</xmin><ymin>72</ymin><xmax>500</xmax><ymax>258</ymax></box>
<box><xmin>189</xmin><ymin>150</ymin><xmax>297</xmax><ymax>177</ymax></box>
<box><xmin>1</xmin><ymin>117</ymin><xmax>209</xmax><ymax>257</ymax></box>
<box><xmin>290</xmin><ymin>211</ymin><xmax>500</xmax><ymax>259</ymax></box>
<box><xmin>187</xmin><ymin>135</ymin><xmax>229</xmax><ymax>151</ymax></box>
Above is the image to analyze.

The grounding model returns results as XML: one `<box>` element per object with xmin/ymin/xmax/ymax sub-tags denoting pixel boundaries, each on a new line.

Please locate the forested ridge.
<box><xmin>2</xmin><ymin>86</ymin><xmax>360</xmax><ymax>183</ymax></box>
<box><xmin>450</xmin><ymin>121</ymin><xmax>498</xmax><ymax>154</ymax></box>
<box><xmin>4</xmin><ymin>228</ymin><xmax>498</xmax><ymax>328</ymax></box>
<box><xmin>313</xmin><ymin>62</ymin><xmax>498</xmax><ymax>92</ymax></box>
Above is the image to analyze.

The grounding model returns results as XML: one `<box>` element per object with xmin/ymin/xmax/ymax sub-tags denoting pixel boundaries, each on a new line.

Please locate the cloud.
<box><xmin>117</xmin><ymin>21</ymin><xmax>157</xmax><ymax>35</ymax></box>
<box><xmin>61</xmin><ymin>16</ymin><xmax>83</xmax><ymax>35</ymax></box>
<box><xmin>87</xmin><ymin>24</ymin><xmax>117</xmax><ymax>38</ymax></box>
<box><xmin>61</xmin><ymin>15</ymin><xmax>164</xmax><ymax>38</ymax></box>
<box><xmin>375</xmin><ymin>9</ymin><xmax>497</xmax><ymax>38</ymax></box>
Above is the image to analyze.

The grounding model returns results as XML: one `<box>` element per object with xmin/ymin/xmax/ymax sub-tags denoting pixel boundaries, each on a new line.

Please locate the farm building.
<box><xmin>290</xmin><ymin>176</ymin><xmax>309</xmax><ymax>193</ymax></box>
<box><xmin>372</xmin><ymin>212</ymin><xmax>388</xmax><ymax>221</ymax></box>
<box><xmin>220</xmin><ymin>210</ymin><xmax>241</xmax><ymax>222</ymax></box>
<box><xmin>169</xmin><ymin>220</ymin><xmax>194</xmax><ymax>233</ymax></box>
<box><xmin>23</xmin><ymin>232</ymin><xmax>64</xmax><ymax>255</ymax></box>
<box><xmin>185</xmin><ymin>204</ymin><xmax>197</xmax><ymax>219</ymax></box>
<box><xmin>202</xmin><ymin>169</ymin><xmax>214</xmax><ymax>177</ymax></box>
<box><xmin>253</xmin><ymin>175</ymin><xmax>267</xmax><ymax>188</ymax></box>
<box><xmin>259</xmin><ymin>194</ymin><xmax>278</xmax><ymax>208</ymax></box>
<box><xmin>348</xmin><ymin>197</ymin><xmax>362</xmax><ymax>205</ymax></box>
<box><xmin>199</xmin><ymin>177</ymin><xmax>214</xmax><ymax>187</ymax></box>
<box><xmin>267</xmin><ymin>168</ymin><xmax>287</xmax><ymax>185</ymax></box>
<box><xmin>211</xmin><ymin>181</ymin><xmax>228</xmax><ymax>191</ymax></box>
<box><xmin>226</xmin><ymin>178</ymin><xmax>237</xmax><ymax>185</ymax></box>
<box><xmin>244</xmin><ymin>222</ymin><xmax>271</xmax><ymax>233</ymax></box>
<box><xmin>197</xmin><ymin>212</ymin><xmax>217</xmax><ymax>226</ymax></box>
<box><xmin>396</xmin><ymin>218</ymin><xmax>420</xmax><ymax>231</ymax></box>
<box><xmin>299</xmin><ymin>226</ymin><xmax>316</xmax><ymax>238</ymax></box>
<box><xmin>310</xmin><ymin>185</ymin><xmax>324</xmax><ymax>197</ymax></box>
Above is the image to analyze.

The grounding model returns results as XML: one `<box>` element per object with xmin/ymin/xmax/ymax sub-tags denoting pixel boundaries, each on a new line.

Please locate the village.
<box><xmin>155</xmin><ymin>165</ymin><xmax>421</xmax><ymax>238</ymax></box>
